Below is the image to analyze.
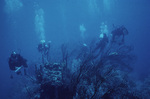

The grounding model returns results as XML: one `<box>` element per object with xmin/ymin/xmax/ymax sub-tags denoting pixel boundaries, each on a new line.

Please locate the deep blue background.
<box><xmin>0</xmin><ymin>0</ymin><xmax>150</xmax><ymax>98</ymax></box>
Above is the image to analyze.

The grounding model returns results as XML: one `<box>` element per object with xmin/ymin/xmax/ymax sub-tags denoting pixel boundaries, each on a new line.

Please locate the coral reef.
<box><xmin>11</xmin><ymin>25</ymin><xmax>148</xmax><ymax>99</ymax></box>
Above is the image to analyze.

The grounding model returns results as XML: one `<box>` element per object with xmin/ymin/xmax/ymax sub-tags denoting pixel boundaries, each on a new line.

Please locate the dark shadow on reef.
<box><xmin>9</xmin><ymin>25</ymin><xmax>150</xmax><ymax>99</ymax></box>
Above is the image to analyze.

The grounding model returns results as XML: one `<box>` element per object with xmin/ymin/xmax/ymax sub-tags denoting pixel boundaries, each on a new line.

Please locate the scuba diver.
<box><xmin>93</xmin><ymin>33</ymin><xmax>109</xmax><ymax>58</ymax></box>
<box><xmin>96</xmin><ymin>33</ymin><xmax>109</xmax><ymax>52</ymax></box>
<box><xmin>8</xmin><ymin>51</ymin><xmax>28</xmax><ymax>76</ymax></box>
<box><xmin>111</xmin><ymin>25</ymin><xmax>128</xmax><ymax>44</ymax></box>
<box><xmin>37</xmin><ymin>40</ymin><xmax>51</xmax><ymax>64</ymax></box>
<box><xmin>77</xmin><ymin>43</ymin><xmax>89</xmax><ymax>60</ymax></box>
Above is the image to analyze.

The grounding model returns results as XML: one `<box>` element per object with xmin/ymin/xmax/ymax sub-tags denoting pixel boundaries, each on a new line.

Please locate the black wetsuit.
<box><xmin>38</xmin><ymin>43</ymin><xmax>50</xmax><ymax>64</ymax></box>
<box><xmin>9</xmin><ymin>54</ymin><xmax>28</xmax><ymax>70</ymax></box>
<box><xmin>111</xmin><ymin>26</ymin><xmax>128</xmax><ymax>43</ymax></box>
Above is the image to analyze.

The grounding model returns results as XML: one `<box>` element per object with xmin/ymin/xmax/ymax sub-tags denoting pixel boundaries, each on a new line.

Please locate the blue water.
<box><xmin>0</xmin><ymin>0</ymin><xmax>150</xmax><ymax>98</ymax></box>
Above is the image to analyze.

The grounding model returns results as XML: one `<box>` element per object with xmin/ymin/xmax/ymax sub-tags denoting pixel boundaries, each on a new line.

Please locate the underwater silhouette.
<box><xmin>8</xmin><ymin>26</ymin><xmax>147</xmax><ymax>99</ymax></box>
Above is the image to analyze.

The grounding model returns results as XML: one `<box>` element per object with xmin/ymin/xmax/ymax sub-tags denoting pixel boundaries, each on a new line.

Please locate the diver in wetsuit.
<box><xmin>37</xmin><ymin>40</ymin><xmax>51</xmax><ymax>64</ymax></box>
<box><xmin>111</xmin><ymin>26</ymin><xmax>128</xmax><ymax>44</ymax></box>
<box><xmin>8</xmin><ymin>51</ymin><xmax>28</xmax><ymax>75</ymax></box>
<box><xmin>96</xmin><ymin>33</ymin><xmax>109</xmax><ymax>52</ymax></box>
